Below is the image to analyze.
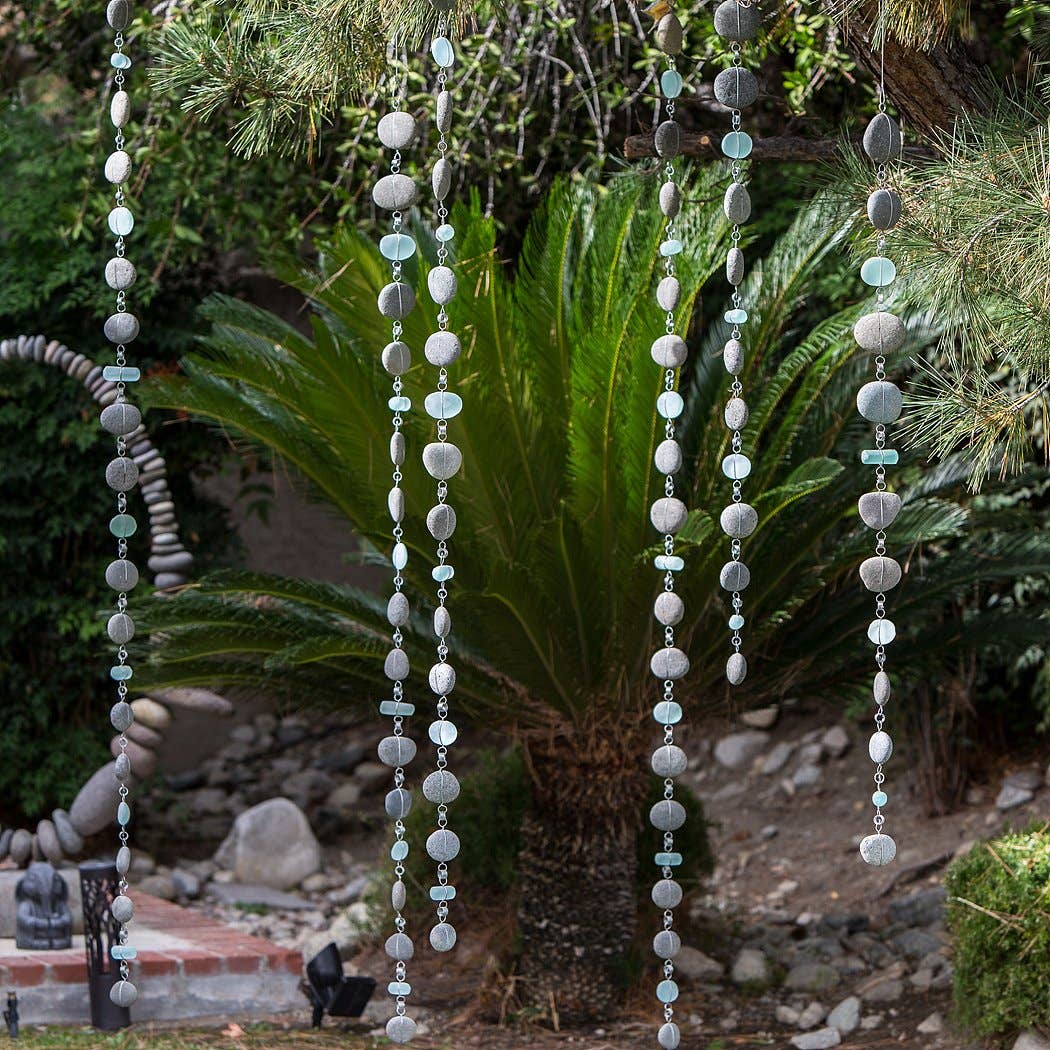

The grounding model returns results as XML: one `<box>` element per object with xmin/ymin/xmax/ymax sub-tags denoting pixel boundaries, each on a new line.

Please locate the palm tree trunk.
<box><xmin>514</xmin><ymin>727</ymin><xmax>650</xmax><ymax>1024</ymax></box>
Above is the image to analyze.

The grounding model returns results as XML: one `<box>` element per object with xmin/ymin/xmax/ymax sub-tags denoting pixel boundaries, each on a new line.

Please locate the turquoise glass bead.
<box><xmin>872</xmin><ymin>790</ymin><xmax>888</xmax><ymax>807</ymax></box>
<box><xmin>388</xmin><ymin>981</ymin><xmax>412</xmax><ymax>997</ymax></box>
<box><xmin>656</xmin><ymin>980</ymin><xmax>680</xmax><ymax>1004</ymax></box>
<box><xmin>110</xmin><ymin>665</ymin><xmax>133</xmax><ymax>681</ymax></box>
<box><xmin>868</xmin><ymin>618</ymin><xmax>896</xmax><ymax>645</ymax></box>
<box><xmin>108</xmin><ymin>207</ymin><xmax>135</xmax><ymax>236</ymax></box>
<box><xmin>661</xmin><ymin>69</ymin><xmax>683</xmax><ymax>98</ymax></box>
<box><xmin>729</xmin><ymin>614</ymin><xmax>745</xmax><ymax>630</ymax></box>
<box><xmin>429</xmin><ymin>720</ymin><xmax>458</xmax><ymax>746</ymax></box>
<box><xmin>431</xmin><ymin>36</ymin><xmax>455</xmax><ymax>68</ymax></box>
<box><xmin>436</xmin><ymin>224</ymin><xmax>455</xmax><ymax>242</ymax></box>
<box><xmin>722</xmin><ymin>131</ymin><xmax>753</xmax><ymax>159</ymax></box>
<box><xmin>425</xmin><ymin>391</ymin><xmax>463</xmax><ymax>419</ymax></box>
<box><xmin>388</xmin><ymin>395</ymin><xmax>411</xmax><ymax>413</ymax></box>
<box><xmin>722</xmin><ymin>453</ymin><xmax>751</xmax><ymax>480</ymax></box>
<box><xmin>392</xmin><ymin>542</ymin><xmax>408</xmax><ymax>570</ymax></box>
<box><xmin>657</xmin><ymin>391</ymin><xmax>684</xmax><ymax>419</ymax></box>
<box><xmin>861</xmin><ymin>256</ymin><xmax>897</xmax><ymax>287</ymax></box>
<box><xmin>429</xmin><ymin>885</ymin><xmax>457</xmax><ymax>901</ymax></box>
<box><xmin>103</xmin><ymin>365</ymin><xmax>140</xmax><ymax>382</ymax></box>
<box><xmin>111</xmin><ymin>945</ymin><xmax>137</xmax><ymax>961</ymax></box>
<box><xmin>654</xmin><ymin>555</ymin><xmax>685</xmax><ymax>572</ymax></box>
<box><xmin>432</xmin><ymin>564</ymin><xmax>455</xmax><ymax>583</ymax></box>
<box><xmin>660</xmin><ymin>239</ymin><xmax>683</xmax><ymax>257</ymax></box>
<box><xmin>391</xmin><ymin>840</ymin><xmax>409</xmax><ymax>861</ymax></box>
<box><xmin>725</xmin><ymin>308</ymin><xmax>749</xmax><ymax>325</ymax></box>
<box><xmin>861</xmin><ymin>449</ymin><xmax>899</xmax><ymax>466</ymax></box>
<box><xmin>653</xmin><ymin>700</ymin><xmax>683</xmax><ymax>725</ymax></box>
<box><xmin>379</xmin><ymin>233</ymin><xmax>417</xmax><ymax>261</ymax></box>
<box><xmin>655</xmin><ymin>852</ymin><xmax>683</xmax><ymax>867</ymax></box>
<box><xmin>109</xmin><ymin>514</ymin><xmax>137</xmax><ymax>538</ymax></box>
<box><xmin>380</xmin><ymin>700</ymin><xmax>415</xmax><ymax>717</ymax></box>
<box><xmin>111</xmin><ymin>53</ymin><xmax>132</xmax><ymax>70</ymax></box>
<box><xmin>117</xmin><ymin>802</ymin><xmax>131</xmax><ymax>826</ymax></box>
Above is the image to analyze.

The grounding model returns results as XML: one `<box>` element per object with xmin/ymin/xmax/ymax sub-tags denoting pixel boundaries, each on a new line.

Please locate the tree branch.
<box><xmin>624</xmin><ymin>130</ymin><xmax>851</xmax><ymax>162</ymax></box>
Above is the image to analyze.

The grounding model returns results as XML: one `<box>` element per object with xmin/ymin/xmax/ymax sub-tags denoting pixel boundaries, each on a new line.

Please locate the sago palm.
<box><xmin>140</xmin><ymin>175</ymin><xmax>1049</xmax><ymax>1018</ymax></box>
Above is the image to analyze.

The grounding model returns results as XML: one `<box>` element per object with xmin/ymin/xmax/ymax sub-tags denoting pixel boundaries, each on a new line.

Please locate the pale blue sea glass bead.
<box><xmin>430</xmin><ymin>885</ymin><xmax>457</xmax><ymax>901</ymax></box>
<box><xmin>108</xmin><ymin>207</ymin><xmax>134</xmax><ymax>236</ymax></box>
<box><xmin>653</xmin><ymin>700</ymin><xmax>683</xmax><ymax>725</ymax></box>
<box><xmin>109</xmin><ymin>514</ymin><xmax>137</xmax><ymax>538</ymax></box>
<box><xmin>392</xmin><ymin>542</ymin><xmax>408</xmax><ymax>570</ymax></box>
<box><xmin>432</xmin><ymin>564</ymin><xmax>455</xmax><ymax>582</ymax></box>
<box><xmin>657</xmin><ymin>391</ymin><xmax>684</xmax><ymax>419</ymax></box>
<box><xmin>431</xmin><ymin>36</ymin><xmax>455</xmax><ymax>68</ymax></box>
<box><xmin>729</xmin><ymin>614</ymin><xmax>745</xmax><ymax>630</ymax></box>
<box><xmin>429</xmin><ymin>720</ymin><xmax>458</xmax><ymax>746</ymax></box>
<box><xmin>436</xmin><ymin>224</ymin><xmax>455</xmax><ymax>242</ymax></box>
<box><xmin>654</xmin><ymin>554</ymin><xmax>685</xmax><ymax>572</ymax></box>
<box><xmin>380</xmin><ymin>700</ymin><xmax>415</xmax><ymax>717</ymax></box>
<box><xmin>425</xmin><ymin>391</ymin><xmax>463</xmax><ymax>419</ymax></box>
<box><xmin>661</xmin><ymin>70</ymin><xmax>683</xmax><ymax>98</ymax></box>
<box><xmin>868</xmin><ymin>618</ymin><xmax>896</xmax><ymax>645</ymax></box>
<box><xmin>725</xmin><ymin>308</ymin><xmax>748</xmax><ymax>325</ymax></box>
<box><xmin>103</xmin><ymin>365</ymin><xmax>140</xmax><ymax>382</ymax></box>
<box><xmin>722</xmin><ymin>131</ymin><xmax>753</xmax><ymax>159</ymax></box>
<box><xmin>722</xmin><ymin>453</ymin><xmax>751</xmax><ymax>480</ymax></box>
<box><xmin>872</xmin><ymin>790</ymin><xmax>888</xmax><ymax>807</ymax></box>
<box><xmin>391</xmin><ymin>840</ymin><xmax>409</xmax><ymax>861</ymax></box>
<box><xmin>861</xmin><ymin>449</ymin><xmax>899</xmax><ymax>466</ymax></box>
<box><xmin>388</xmin><ymin>981</ymin><xmax>412</xmax><ymax>996</ymax></box>
<box><xmin>380</xmin><ymin>233</ymin><xmax>417</xmax><ymax>261</ymax></box>
<box><xmin>861</xmin><ymin>256</ymin><xmax>897</xmax><ymax>287</ymax></box>
<box><xmin>111</xmin><ymin>53</ymin><xmax>131</xmax><ymax>70</ymax></box>
<box><xmin>110</xmin><ymin>665</ymin><xmax>133</xmax><ymax>681</ymax></box>
<box><xmin>388</xmin><ymin>395</ymin><xmax>411</xmax><ymax>413</ymax></box>
<box><xmin>660</xmin><ymin>239</ymin><xmax>683</xmax><ymax>257</ymax></box>
<box><xmin>111</xmin><ymin>945</ymin><xmax>137</xmax><ymax>960</ymax></box>
<box><xmin>655</xmin><ymin>852</ymin><xmax>683</xmax><ymax>867</ymax></box>
<box><xmin>656</xmin><ymin>980</ymin><xmax>680</xmax><ymax>1004</ymax></box>
<box><xmin>117</xmin><ymin>802</ymin><xmax>131</xmax><ymax>826</ymax></box>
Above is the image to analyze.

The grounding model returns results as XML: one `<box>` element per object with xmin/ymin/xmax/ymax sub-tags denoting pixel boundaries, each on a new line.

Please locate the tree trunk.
<box><xmin>515</xmin><ymin>727</ymin><xmax>650</xmax><ymax>1025</ymax></box>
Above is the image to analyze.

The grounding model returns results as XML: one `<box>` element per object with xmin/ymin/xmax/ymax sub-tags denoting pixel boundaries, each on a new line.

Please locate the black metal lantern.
<box><xmin>79</xmin><ymin>861</ymin><xmax>130</xmax><ymax>1031</ymax></box>
<box><xmin>302</xmin><ymin>943</ymin><xmax>376</xmax><ymax>1028</ymax></box>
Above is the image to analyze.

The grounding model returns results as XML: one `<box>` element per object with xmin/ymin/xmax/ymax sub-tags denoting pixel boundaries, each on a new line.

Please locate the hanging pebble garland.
<box><xmin>713</xmin><ymin>0</ymin><xmax>761</xmax><ymax>687</ymax></box>
<box><xmin>421</xmin><ymin>0</ymin><xmax>463</xmax><ymax>963</ymax></box>
<box><xmin>855</xmin><ymin>0</ymin><xmax>904</xmax><ymax>869</ymax></box>
<box><xmin>645</xmin><ymin>6</ymin><xmax>692</xmax><ymax>1049</ymax></box>
<box><xmin>371</xmin><ymin>53</ymin><xmax>421</xmax><ymax>1046</ymax></box>
<box><xmin>100</xmin><ymin>0</ymin><xmax>142</xmax><ymax>1011</ymax></box>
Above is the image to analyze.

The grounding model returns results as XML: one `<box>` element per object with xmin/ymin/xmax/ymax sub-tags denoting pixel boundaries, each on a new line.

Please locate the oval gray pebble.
<box><xmin>111</xmin><ymin>894</ymin><xmax>134</xmax><ymax>922</ymax></box>
<box><xmin>859</xmin><ymin>832</ymin><xmax>896</xmax><ymax>866</ymax></box>
<box><xmin>867</xmin><ymin>188</ymin><xmax>902</xmax><ymax>230</ymax></box>
<box><xmin>854</xmin><ymin>312</ymin><xmax>905</xmax><ymax>354</ymax></box>
<box><xmin>652</xmin><ymin>878</ymin><xmax>683</xmax><ymax>909</ymax></box>
<box><xmin>384</xmin><ymin>649</ymin><xmax>410</xmax><ymax>682</ymax></box>
<box><xmin>868</xmin><ymin>730</ymin><xmax>893</xmax><ymax>764</ymax></box>
<box><xmin>857</xmin><ymin>380</ymin><xmax>902</xmax><ymax>424</ymax></box>
<box><xmin>654</xmin><ymin>591</ymin><xmax>684</xmax><ymax>626</ymax></box>
<box><xmin>108</xmin><ymin>613</ymin><xmax>136</xmax><ymax>644</ymax></box>
<box><xmin>105</xmin><ymin>151</ymin><xmax>132</xmax><ymax>185</ymax></box>
<box><xmin>426</xmin><ymin>828</ymin><xmax>461</xmax><ymax>862</ymax></box>
<box><xmin>863</xmin><ymin>112</ymin><xmax>902</xmax><ymax>165</ymax></box>
<box><xmin>724</xmin><ymin>397</ymin><xmax>749</xmax><ymax>430</ymax></box>
<box><xmin>430</xmin><ymin>922</ymin><xmax>457</xmax><ymax>953</ymax></box>
<box><xmin>378</xmin><ymin>112</ymin><xmax>417</xmax><ymax>150</ymax></box>
<box><xmin>115</xmin><ymin>753</ymin><xmax>132</xmax><ymax>780</ymax></box>
<box><xmin>724</xmin><ymin>338</ymin><xmax>744</xmax><ymax>374</ymax></box>
<box><xmin>378</xmin><ymin>282</ymin><xmax>416</xmax><ymax>320</ymax></box>
<box><xmin>720</xmin><ymin>560</ymin><xmax>750</xmax><ymax>591</ymax></box>
<box><xmin>387</xmin><ymin>592</ymin><xmax>410</xmax><ymax>626</ymax></box>
<box><xmin>422</xmin><ymin>769</ymin><xmax>460</xmax><ymax>804</ymax></box>
<box><xmin>432</xmin><ymin>158</ymin><xmax>452</xmax><ymax>201</ymax></box>
<box><xmin>653</xmin><ymin>929</ymin><xmax>681</xmax><ymax>959</ymax></box>
<box><xmin>429</xmin><ymin>662</ymin><xmax>456</xmax><ymax>695</ymax></box>
<box><xmin>873</xmin><ymin>670</ymin><xmax>891</xmax><ymax>705</ymax></box>
<box><xmin>651</xmin><ymin>497</ymin><xmax>688</xmax><ymax>534</ymax></box>
<box><xmin>390</xmin><ymin>431</ymin><xmax>405</xmax><ymax>465</ymax></box>
<box><xmin>106</xmin><ymin>0</ymin><xmax>130</xmax><ymax>29</ymax></box>
<box><xmin>727</xmin><ymin>651</ymin><xmax>748</xmax><ymax>684</ymax></box>
<box><xmin>657</xmin><ymin>276</ymin><xmax>681</xmax><ymax>312</ymax></box>
<box><xmin>381</xmin><ymin>341</ymin><xmax>412</xmax><ymax>375</ymax></box>
<box><xmin>659</xmin><ymin>181</ymin><xmax>681</xmax><ymax>219</ymax></box>
<box><xmin>372</xmin><ymin>173</ymin><xmax>418</xmax><ymax>212</ymax></box>
<box><xmin>654</xmin><ymin>439</ymin><xmax>683</xmax><ymax>475</ymax></box>
<box><xmin>385</xmin><ymin>788</ymin><xmax>412</xmax><ymax>819</ymax></box>
<box><xmin>110</xmin><ymin>701</ymin><xmax>134</xmax><ymax>732</ymax></box>
<box><xmin>650</xmin><ymin>799</ymin><xmax>686</xmax><ymax>831</ymax></box>
<box><xmin>723</xmin><ymin>182</ymin><xmax>752</xmax><ymax>224</ymax></box>
<box><xmin>651</xmin><ymin>334</ymin><xmax>688</xmax><ymax>368</ymax></box>
<box><xmin>378</xmin><ymin>735</ymin><xmax>416</xmax><ymax>767</ymax></box>
<box><xmin>391</xmin><ymin>879</ymin><xmax>406</xmax><ymax>911</ymax></box>
<box><xmin>106</xmin><ymin>559</ymin><xmax>139</xmax><ymax>591</ymax></box>
<box><xmin>720</xmin><ymin>503</ymin><xmax>758</xmax><ymax>539</ymax></box>
<box><xmin>655</xmin><ymin>120</ymin><xmax>681</xmax><ymax>159</ymax></box>
<box><xmin>388</xmin><ymin>487</ymin><xmax>404</xmax><ymax>523</ymax></box>
<box><xmin>860</xmin><ymin>555</ymin><xmax>902</xmax><ymax>592</ymax></box>
<box><xmin>385</xmin><ymin>932</ymin><xmax>414</xmax><ymax>961</ymax></box>
<box><xmin>110</xmin><ymin>91</ymin><xmax>131</xmax><ymax>129</ymax></box>
<box><xmin>655</xmin><ymin>13</ymin><xmax>683</xmax><ymax>54</ymax></box>
<box><xmin>659</xmin><ymin>1022</ymin><xmax>681</xmax><ymax>1050</ymax></box>
<box><xmin>714</xmin><ymin>67</ymin><xmax>759</xmax><ymax>109</ymax></box>
<box><xmin>104</xmin><ymin>312</ymin><xmax>140</xmax><ymax>344</ymax></box>
<box><xmin>52</xmin><ymin>810</ymin><xmax>84</xmax><ymax>854</ymax></box>
<box><xmin>434</xmin><ymin>606</ymin><xmax>452</xmax><ymax>638</ymax></box>
<box><xmin>116</xmin><ymin>845</ymin><xmax>131</xmax><ymax>875</ymax></box>
<box><xmin>386</xmin><ymin>1016</ymin><xmax>417</xmax><ymax>1044</ymax></box>
<box><xmin>427</xmin><ymin>504</ymin><xmax>457</xmax><ymax>540</ymax></box>
<box><xmin>428</xmin><ymin>266</ymin><xmax>458</xmax><ymax>305</ymax></box>
<box><xmin>652</xmin><ymin>745</ymin><xmax>688</xmax><ymax>778</ymax></box>
<box><xmin>726</xmin><ymin>247</ymin><xmax>745</xmax><ymax>286</ymax></box>
<box><xmin>423</xmin><ymin>442</ymin><xmax>462</xmax><ymax>480</ymax></box>
<box><xmin>425</xmin><ymin>331</ymin><xmax>461</xmax><ymax>366</ymax></box>
<box><xmin>100</xmin><ymin>402</ymin><xmax>141</xmax><ymax>436</ymax></box>
<box><xmin>651</xmin><ymin>646</ymin><xmax>690</xmax><ymax>680</ymax></box>
<box><xmin>858</xmin><ymin>490</ymin><xmax>902</xmax><ymax>530</ymax></box>
<box><xmin>105</xmin><ymin>257</ymin><xmax>136</xmax><ymax>290</ymax></box>
<box><xmin>714</xmin><ymin>0</ymin><xmax>760</xmax><ymax>40</ymax></box>
<box><xmin>110</xmin><ymin>981</ymin><xmax>138</xmax><ymax>1008</ymax></box>
<box><xmin>436</xmin><ymin>90</ymin><xmax>453</xmax><ymax>134</ymax></box>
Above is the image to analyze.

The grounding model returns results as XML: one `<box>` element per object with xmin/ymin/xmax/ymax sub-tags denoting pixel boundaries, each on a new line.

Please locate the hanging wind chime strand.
<box><xmin>714</xmin><ymin>0</ymin><xmax>761</xmax><ymax>687</ymax></box>
<box><xmin>372</xmin><ymin>46</ymin><xmax>421</xmax><ymax>1046</ymax></box>
<box><xmin>100</xmin><ymin>0</ymin><xmax>142</xmax><ymax>1010</ymax></box>
<box><xmin>855</xmin><ymin>0</ymin><xmax>904</xmax><ymax>868</ymax></box>
<box><xmin>421</xmin><ymin>0</ymin><xmax>463</xmax><ymax>959</ymax></box>
<box><xmin>645</xmin><ymin>6</ymin><xmax>691</xmax><ymax>1048</ymax></box>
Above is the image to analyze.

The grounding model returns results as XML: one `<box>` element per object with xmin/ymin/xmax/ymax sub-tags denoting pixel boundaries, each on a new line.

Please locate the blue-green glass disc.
<box><xmin>661</xmin><ymin>70</ymin><xmax>684</xmax><ymax>98</ymax></box>
<box><xmin>109</xmin><ymin>514</ymin><xmax>138</xmax><ymax>538</ymax></box>
<box><xmin>861</xmin><ymin>256</ymin><xmax>897</xmax><ymax>287</ymax></box>
<box><xmin>721</xmin><ymin>131</ymin><xmax>753</xmax><ymax>159</ymax></box>
<box><xmin>379</xmin><ymin>233</ymin><xmax>417</xmax><ymax>261</ymax></box>
<box><xmin>431</xmin><ymin>36</ymin><xmax>455</xmax><ymax>68</ymax></box>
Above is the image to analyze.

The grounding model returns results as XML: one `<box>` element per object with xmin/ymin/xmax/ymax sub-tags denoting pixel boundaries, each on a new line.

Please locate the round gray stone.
<box><xmin>868</xmin><ymin>188</ymin><xmax>902</xmax><ymax>230</ymax></box>
<box><xmin>381</xmin><ymin>341</ymin><xmax>412</xmax><ymax>375</ymax></box>
<box><xmin>654</xmin><ymin>439</ymin><xmax>683</xmax><ymax>475</ymax></box>
<box><xmin>720</xmin><ymin>560</ymin><xmax>750</xmax><ymax>591</ymax></box>
<box><xmin>432</xmin><ymin>158</ymin><xmax>452</xmax><ymax>201</ymax></box>
<box><xmin>37</xmin><ymin>820</ymin><xmax>64</xmax><ymax>864</ymax></box>
<box><xmin>858</xmin><ymin>490</ymin><xmax>902</xmax><ymax>530</ymax></box>
<box><xmin>110</xmin><ymin>701</ymin><xmax>135</xmax><ymax>732</ymax></box>
<box><xmin>426</xmin><ymin>828</ymin><xmax>461</xmax><ymax>862</ymax></box>
<box><xmin>100</xmin><ymin>402</ymin><xmax>142</xmax><ymax>436</ymax></box>
<box><xmin>372</xmin><ymin>173</ymin><xmax>418</xmax><ymax>211</ymax></box>
<box><xmin>386</xmin><ymin>1016</ymin><xmax>416</xmax><ymax>1044</ymax></box>
<box><xmin>10</xmin><ymin>830</ymin><xmax>32</xmax><ymax>866</ymax></box>
<box><xmin>105</xmin><ymin>257</ymin><xmax>136</xmax><ymax>290</ymax></box>
<box><xmin>384</xmin><ymin>648</ymin><xmax>410</xmax><ymax>681</ymax></box>
<box><xmin>724</xmin><ymin>397</ymin><xmax>749</xmax><ymax>430</ymax></box>
<box><xmin>651</xmin><ymin>334</ymin><xmax>688</xmax><ymax>368</ymax></box>
<box><xmin>869</xmin><ymin>730</ymin><xmax>893</xmax><ymax>764</ymax></box>
<box><xmin>653</xmin><ymin>591</ymin><xmax>684</xmax><ymax>626</ymax></box>
<box><xmin>434</xmin><ymin>606</ymin><xmax>452</xmax><ymax>638</ymax></box>
<box><xmin>391</xmin><ymin>879</ymin><xmax>406</xmax><ymax>911</ymax></box>
<box><xmin>429</xmin><ymin>662</ymin><xmax>456</xmax><ymax>695</ymax></box>
<box><xmin>430</xmin><ymin>922</ymin><xmax>457</xmax><ymax>952</ymax></box>
<box><xmin>715</xmin><ymin>67</ymin><xmax>759</xmax><ymax>109</ymax></box>
<box><xmin>147</xmin><ymin>551</ymin><xmax>193</xmax><ymax>573</ymax></box>
<box><xmin>104</xmin><ymin>150</ymin><xmax>132</xmax><ymax>184</ymax></box>
<box><xmin>110</xmin><ymin>91</ymin><xmax>131</xmax><ymax>129</ymax></box>
<box><xmin>652</xmin><ymin>745</ymin><xmax>688</xmax><ymax>778</ymax></box>
<box><xmin>425</xmin><ymin>331</ymin><xmax>461</xmax><ymax>366</ymax></box>
<box><xmin>106</xmin><ymin>0</ymin><xmax>130</xmax><ymax>28</ymax></box>
<box><xmin>714</xmin><ymin>0</ymin><xmax>760</xmax><ymax>40</ymax></box>
<box><xmin>659</xmin><ymin>181</ymin><xmax>681</xmax><ymax>219</ymax></box>
<box><xmin>154</xmin><ymin>573</ymin><xmax>186</xmax><ymax>590</ymax></box>
<box><xmin>378</xmin><ymin>735</ymin><xmax>416</xmax><ymax>767</ymax></box>
<box><xmin>724</xmin><ymin>182</ymin><xmax>752</xmax><ymax>223</ymax></box>
<box><xmin>385</xmin><ymin>932</ymin><xmax>414</xmax><ymax>961</ymax></box>
<box><xmin>377</xmin><ymin>112</ymin><xmax>417</xmax><ymax>149</ymax></box>
<box><xmin>108</xmin><ymin>612</ymin><xmax>136</xmax><ymax>644</ymax></box>
<box><xmin>110</xmin><ymin>981</ymin><xmax>138</xmax><ymax>1008</ymax></box>
<box><xmin>390</xmin><ymin>431</ymin><xmax>405</xmax><ymax>465</ymax></box>
<box><xmin>652</xmin><ymin>879</ymin><xmax>684</xmax><ymax>910</ymax></box>
<box><xmin>859</xmin><ymin>833</ymin><xmax>897</xmax><ymax>866</ymax></box>
<box><xmin>726</xmin><ymin>651</ymin><xmax>748</xmax><ymax>685</ymax></box>
<box><xmin>873</xmin><ymin>670</ymin><xmax>892</xmax><ymax>705</ymax></box>
<box><xmin>863</xmin><ymin>112</ymin><xmax>902</xmax><ymax>165</ymax></box>
<box><xmin>654</xmin><ymin>929</ymin><xmax>681</xmax><ymax>959</ymax></box>
<box><xmin>655</xmin><ymin>13</ymin><xmax>683</xmax><ymax>54</ymax></box>
<box><xmin>860</xmin><ymin>555</ymin><xmax>902</xmax><ymax>592</ymax></box>
<box><xmin>105</xmin><ymin>559</ymin><xmax>139</xmax><ymax>591</ymax></box>
<box><xmin>436</xmin><ymin>90</ymin><xmax>453</xmax><ymax>134</ymax></box>
<box><xmin>423</xmin><ymin>441</ymin><xmax>462</xmax><ymax>480</ymax></box>
<box><xmin>726</xmin><ymin>247</ymin><xmax>745</xmax><ymax>286</ymax></box>
<box><xmin>857</xmin><ymin>380</ymin><xmax>903</xmax><ymax>424</ymax></box>
<box><xmin>657</xmin><ymin>276</ymin><xmax>681</xmax><ymax>312</ymax></box>
<box><xmin>114</xmin><ymin>753</ymin><xmax>132</xmax><ymax>781</ymax></box>
<box><xmin>651</xmin><ymin>497</ymin><xmax>688</xmax><ymax>534</ymax></box>
<box><xmin>723</xmin><ymin>338</ymin><xmax>744</xmax><ymax>374</ymax></box>
<box><xmin>658</xmin><ymin>1022</ymin><xmax>681</xmax><ymax>1050</ymax></box>
<box><xmin>655</xmin><ymin>120</ymin><xmax>681</xmax><ymax>159</ymax></box>
<box><xmin>650</xmin><ymin>799</ymin><xmax>686</xmax><ymax>831</ymax></box>
<box><xmin>378</xmin><ymin>282</ymin><xmax>416</xmax><ymax>320</ymax></box>
<box><xmin>427</xmin><ymin>503</ymin><xmax>457</xmax><ymax>540</ymax></box>
<box><xmin>854</xmin><ymin>311</ymin><xmax>906</xmax><ymax>354</ymax></box>
<box><xmin>104</xmin><ymin>312</ymin><xmax>140</xmax><ymax>345</ymax></box>
<box><xmin>422</xmin><ymin>769</ymin><xmax>460</xmax><ymax>805</ymax></box>
<box><xmin>111</xmin><ymin>894</ymin><xmax>134</xmax><ymax>923</ymax></box>
<box><xmin>428</xmin><ymin>265</ymin><xmax>458</xmax><ymax>305</ymax></box>
<box><xmin>720</xmin><ymin>503</ymin><xmax>757</xmax><ymax>539</ymax></box>
<box><xmin>385</xmin><ymin>788</ymin><xmax>413</xmax><ymax>819</ymax></box>
<box><xmin>116</xmin><ymin>846</ymin><xmax>131</xmax><ymax>875</ymax></box>
<box><xmin>52</xmin><ymin>810</ymin><xmax>83</xmax><ymax>854</ymax></box>
<box><xmin>651</xmin><ymin>646</ymin><xmax>689</xmax><ymax>680</ymax></box>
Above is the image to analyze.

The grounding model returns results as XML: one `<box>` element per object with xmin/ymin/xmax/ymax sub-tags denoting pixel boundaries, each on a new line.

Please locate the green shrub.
<box><xmin>945</xmin><ymin>822</ymin><xmax>1050</xmax><ymax>1038</ymax></box>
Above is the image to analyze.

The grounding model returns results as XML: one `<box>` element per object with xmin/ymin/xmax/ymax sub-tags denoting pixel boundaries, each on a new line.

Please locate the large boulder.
<box><xmin>215</xmin><ymin>797</ymin><xmax>321</xmax><ymax>890</ymax></box>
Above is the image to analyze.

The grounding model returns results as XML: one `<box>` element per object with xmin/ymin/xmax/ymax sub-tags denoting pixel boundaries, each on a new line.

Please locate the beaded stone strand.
<box><xmin>100</xmin><ymin>0</ymin><xmax>142</xmax><ymax>1011</ymax></box>
<box><xmin>712</xmin><ymin>0</ymin><xmax>761</xmax><ymax>687</ymax></box>
<box><xmin>855</xmin><ymin>0</ymin><xmax>905</xmax><ymax>869</ymax></box>
<box><xmin>371</xmin><ymin>71</ymin><xmax>421</xmax><ymax>1046</ymax></box>
<box><xmin>645</xmin><ymin>6</ymin><xmax>692</xmax><ymax>1049</ymax></box>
